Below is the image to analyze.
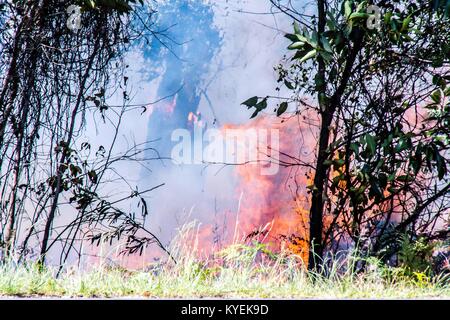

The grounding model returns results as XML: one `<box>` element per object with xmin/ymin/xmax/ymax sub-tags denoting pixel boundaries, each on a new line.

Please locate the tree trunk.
<box><xmin>308</xmin><ymin>0</ymin><xmax>328</xmax><ymax>271</ymax></box>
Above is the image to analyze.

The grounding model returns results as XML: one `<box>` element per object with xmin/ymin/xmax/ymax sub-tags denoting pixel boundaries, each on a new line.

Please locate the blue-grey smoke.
<box><xmin>144</xmin><ymin>1</ymin><xmax>221</xmax><ymax>156</ymax></box>
<box><xmin>139</xmin><ymin>1</ymin><xmax>227</xmax><ymax>246</ymax></box>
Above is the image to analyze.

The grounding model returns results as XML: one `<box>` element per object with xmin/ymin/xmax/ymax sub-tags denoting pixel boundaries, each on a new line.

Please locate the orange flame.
<box><xmin>213</xmin><ymin>112</ymin><xmax>319</xmax><ymax>264</ymax></box>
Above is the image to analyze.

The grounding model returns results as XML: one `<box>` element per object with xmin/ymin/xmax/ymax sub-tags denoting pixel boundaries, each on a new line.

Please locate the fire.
<box><xmin>187</xmin><ymin>111</ymin><xmax>201</xmax><ymax>123</ymax></box>
<box><xmin>159</xmin><ymin>94</ymin><xmax>178</xmax><ymax>115</ymax></box>
<box><xmin>217</xmin><ymin>113</ymin><xmax>319</xmax><ymax>265</ymax></box>
<box><xmin>91</xmin><ymin>110</ymin><xmax>321</xmax><ymax>269</ymax></box>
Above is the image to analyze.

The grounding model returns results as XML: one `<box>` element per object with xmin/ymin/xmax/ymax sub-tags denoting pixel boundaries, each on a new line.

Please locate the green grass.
<box><xmin>1</xmin><ymin>224</ymin><xmax>448</xmax><ymax>298</ymax></box>
<box><xmin>0</xmin><ymin>248</ymin><xmax>449</xmax><ymax>298</ymax></box>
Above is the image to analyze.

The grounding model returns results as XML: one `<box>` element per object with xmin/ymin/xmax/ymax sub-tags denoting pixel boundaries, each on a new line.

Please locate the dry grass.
<box><xmin>1</xmin><ymin>223</ymin><xmax>448</xmax><ymax>298</ymax></box>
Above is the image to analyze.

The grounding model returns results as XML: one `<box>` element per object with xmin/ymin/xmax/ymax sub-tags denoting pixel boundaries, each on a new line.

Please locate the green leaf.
<box><xmin>321</xmin><ymin>36</ymin><xmax>333</xmax><ymax>53</ymax></box>
<box><xmin>395</xmin><ymin>137</ymin><xmax>411</xmax><ymax>153</ymax></box>
<box><xmin>401</xmin><ymin>16</ymin><xmax>412</xmax><ymax>33</ymax></box>
<box><xmin>384</xmin><ymin>11</ymin><xmax>392</xmax><ymax>24</ymax></box>
<box><xmin>284</xmin><ymin>33</ymin><xmax>299</xmax><ymax>42</ymax></box>
<box><xmin>242</xmin><ymin>96</ymin><xmax>258</xmax><ymax>108</ymax></box>
<box><xmin>432</xmin><ymin>74</ymin><xmax>446</xmax><ymax>88</ymax></box>
<box><xmin>431</xmin><ymin>90</ymin><xmax>442</xmax><ymax>104</ymax></box>
<box><xmin>315</xmin><ymin>74</ymin><xmax>325</xmax><ymax>88</ymax></box>
<box><xmin>344</xmin><ymin>1</ymin><xmax>353</xmax><ymax>19</ymax></box>
<box><xmin>349</xmin><ymin>12</ymin><xmax>370</xmax><ymax>20</ymax></box>
<box><xmin>250</xmin><ymin>109</ymin><xmax>260</xmax><ymax>119</ymax></box>
<box><xmin>309</xmin><ymin>31</ymin><xmax>319</xmax><ymax>47</ymax></box>
<box><xmin>319</xmin><ymin>51</ymin><xmax>333</xmax><ymax>62</ymax></box>
<box><xmin>411</xmin><ymin>149</ymin><xmax>423</xmax><ymax>174</ymax></box>
<box><xmin>115</xmin><ymin>0</ymin><xmax>132</xmax><ymax>13</ymax></box>
<box><xmin>333</xmin><ymin>159</ymin><xmax>346</xmax><ymax>168</ymax></box>
<box><xmin>365</xmin><ymin>134</ymin><xmax>376</xmax><ymax>155</ymax></box>
<box><xmin>85</xmin><ymin>0</ymin><xmax>96</xmax><ymax>9</ymax></box>
<box><xmin>435</xmin><ymin>150</ymin><xmax>447</xmax><ymax>179</ymax></box>
<box><xmin>284</xmin><ymin>80</ymin><xmax>294</xmax><ymax>90</ymax></box>
<box><xmin>277</xmin><ymin>102</ymin><xmax>288</xmax><ymax>116</ymax></box>
<box><xmin>356</xmin><ymin>1</ymin><xmax>367</xmax><ymax>13</ymax></box>
<box><xmin>255</xmin><ymin>98</ymin><xmax>268</xmax><ymax>111</ymax></box>
<box><xmin>293</xmin><ymin>21</ymin><xmax>300</xmax><ymax>34</ymax></box>
<box><xmin>88</xmin><ymin>170</ymin><xmax>98</xmax><ymax>184</ymax></box>
<box><xmin>288</xmin><ymin>42</ymin><xmax>305</xmax><ymax>50</ymax></box>
<box><xmin>350</xmin><ymin>142</ymin><xmax>360</xmax><ymax>155</ymax></box>
<box><xmin>332</xmin><ymin>174</ymin><xmax>344</xmax><ymax>186</ymax></box>
<box><xmin>318</xmin><ymin>93</ymin><xmax>329</xmax><ymax>108</ymax></box>
<box><xmin>299</xmin><ymin>49</ymin><xmax>317</xmax><ymax>63</ymax></box>
<box><xmin>444</xmin><ymin>87</ymin><xmax>450</xmax><ymax>96</ymax></box>
<box><xmin>285</xmin><ymin>33</ymin><xmax>308</xmax><ymax>43</ymax></box>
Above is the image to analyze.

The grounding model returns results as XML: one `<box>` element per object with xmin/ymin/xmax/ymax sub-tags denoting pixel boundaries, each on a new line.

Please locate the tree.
<box><xmin>0</xmin><ymin>0</ymin><xmax>170</xmax><ymax>265</ymax></box>
<box><xmin>246</xmin><ymin>0</ymin><xmax>450</xmax><ymax>270</ymax></box>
